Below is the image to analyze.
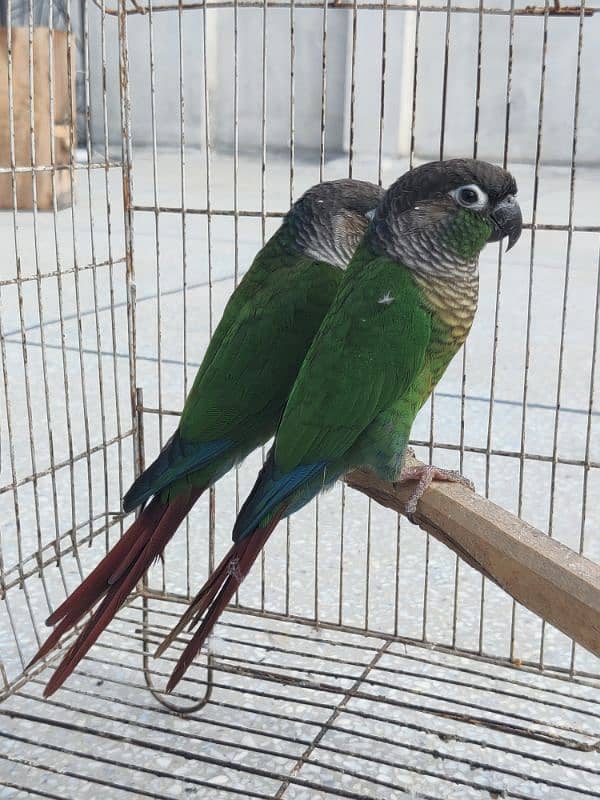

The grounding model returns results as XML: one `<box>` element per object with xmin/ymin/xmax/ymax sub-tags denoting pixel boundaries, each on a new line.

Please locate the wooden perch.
<box><xmin>345</xmin><ymin>460</ymin><xmax>600</xmax><ymax>659</ymax></box>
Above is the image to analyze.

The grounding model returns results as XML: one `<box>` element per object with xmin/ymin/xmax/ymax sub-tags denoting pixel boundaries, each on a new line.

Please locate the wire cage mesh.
<box><xmin>1</xmin><ymin>0</ymin><xmax>600</xmax><ymax>796</ymax></box>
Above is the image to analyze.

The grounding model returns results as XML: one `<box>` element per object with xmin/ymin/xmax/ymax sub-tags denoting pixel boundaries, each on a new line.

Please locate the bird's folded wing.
<box><xmin>178</xmin><ymin>254</ymin><xmax>342</xmax><ymax>445</ymax></box>
<box><xmin>274</xmin><ymin>249</ymin><xmax>432</xmax><ymax>473</ymax></box>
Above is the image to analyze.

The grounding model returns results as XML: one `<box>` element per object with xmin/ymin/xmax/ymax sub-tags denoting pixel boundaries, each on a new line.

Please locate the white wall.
<box><xmin>87</xmin><ymin>3</ymin><xmax>600</xmax><ymax>165</ymax></box>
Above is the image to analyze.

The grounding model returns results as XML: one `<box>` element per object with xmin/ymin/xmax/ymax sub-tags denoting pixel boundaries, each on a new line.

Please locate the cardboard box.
<box><xmin>0</xmin><ymin>27</ymin><xmax>76</xmax><ymax>210</ymax></box>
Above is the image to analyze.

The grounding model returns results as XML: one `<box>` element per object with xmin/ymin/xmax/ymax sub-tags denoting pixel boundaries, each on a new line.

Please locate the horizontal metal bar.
<box><xmin>0</xmin><ymin>257</ymin><xmax>127</xmax><ymax>288</ymax></box>
<box><xmin>0</xmin><ymin>776</ymin><xmax>68</xmax><ymax>800</ymax></box>
<box><xmin>27</xmin><ymin>656</ymin><xmax>600</xmax><ymax>781</ymax></box>
<box><xmin>134</xmin><ymin>602</ymin><xmax>600</xmax><ymax>697</ymax></box>
<box><xmin>132</xmin><ymin>627</ymin><xmax>600</xmax><ymax>741</ymax></box>
<box><xmin>410</xmin><ymin>438</ymin><xmax>600</xmax><ymax>469</ymax></box>
<box><xmin>97</xmin><ymin>0</ymin><xmax>597</xmax><ymax>18</ymax></box>
<box><xmin>0</xmin><ymin>161</ymin><xmax>123</xmax><ymax>175</ymax></box>
<box><xmin>139</xmin><ymin>619</ymin><xmax>600</xmax><ymax>722</ymax></box>
<box><xmin>131</xmin><ymin>204</ymin><xmax>600</xmax><ymax>233</ymax></box>
<box><xmin>0</xmin><ymin>430</ymin><xmax>134</xmax><ymax>498</ymax></box>
<box><xmin>0</xmin><ymin>736</ymin><xmax>272</xmax><ymax>800</ymax></box>
<box><xmin>48</xmin><ymin>623</ymin><xmax>600</xmax><ymax>749</ymax></box>
<box><xmin>0</xmin><ymin>511</ymin><xmax>128</xmax><ymax>596</ymax></box>
<box><xmin>138</xmin><ymin>408</ymin><xmax>600</xmax><ymax>469</ymax></box>
<box><xmin>0</xmin><ymin>708</ymin><xmax>391</xmax><ymax>800</ymax></box>
<box><xmin>132</xmin><ymin>203</ymin><xmax>286</xmax><ymax>219</ymax></box>
<box><xmin>0</xmin><ymin>747</ymin><xmax>207</xmax><ymax>800</ymax></box>
<box><xmin>141</xmin><ymin>590</ymin><xmax>600</xmax><ymax>685</ymax></box>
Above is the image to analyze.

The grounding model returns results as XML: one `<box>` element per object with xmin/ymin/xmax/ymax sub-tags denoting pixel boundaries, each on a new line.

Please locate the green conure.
<box><xmin>163</xmin><ymin>159</ymin><xmax>523</xmax><ymax>692</ymax></box>
<box><xmin>31</xmin><ymin>178</ymin><xmax>384</xmax><ymax>697</ymax></box>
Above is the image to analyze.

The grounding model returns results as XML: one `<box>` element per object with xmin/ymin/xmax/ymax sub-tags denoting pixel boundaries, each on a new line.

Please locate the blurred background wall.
<box><xmin>79</xmin><ymin>1</ymin><xmax>600</xmax><ymax>165</ymax></box>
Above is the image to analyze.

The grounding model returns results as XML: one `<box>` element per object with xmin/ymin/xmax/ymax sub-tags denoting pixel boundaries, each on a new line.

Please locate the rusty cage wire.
<box><xmin>1</xmin><ymin>0</ymin><xmax>600</xmax><ymax>796</ymax></box>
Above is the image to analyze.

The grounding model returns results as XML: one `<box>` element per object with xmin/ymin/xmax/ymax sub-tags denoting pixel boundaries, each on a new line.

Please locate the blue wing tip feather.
<box><xmin>233</xmin><ymin>455</ymin><xmax>326</xmax><ymax>542</ymax></box>
<box><xmin>123</xmin><ymin>430</ymin><xmax>233</xmax><ymax>513</ymax></box>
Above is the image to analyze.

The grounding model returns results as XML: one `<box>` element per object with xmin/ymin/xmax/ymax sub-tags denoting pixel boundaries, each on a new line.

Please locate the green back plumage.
<box><xmin>179</xmin><ymin>228</ymin><xmax>343</xmax><ymax>446</ymax></box>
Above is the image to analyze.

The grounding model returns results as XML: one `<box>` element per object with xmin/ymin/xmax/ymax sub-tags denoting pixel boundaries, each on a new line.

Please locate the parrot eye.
<box><xmin>451</xmin><ymin>184</ymin><xmax>488</xmax><ymax>211</ymax></box>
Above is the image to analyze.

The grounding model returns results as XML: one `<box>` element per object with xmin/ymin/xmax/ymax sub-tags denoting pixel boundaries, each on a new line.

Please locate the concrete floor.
<box><xmin>1</xmin><ymin>148</ymin><xmax>600</xmax><ymax>797</ymax></box>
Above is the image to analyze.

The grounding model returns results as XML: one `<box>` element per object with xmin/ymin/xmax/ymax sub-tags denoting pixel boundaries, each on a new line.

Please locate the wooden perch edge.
<box><xmin>345</xmin><ymin>462</ymin><xmax>600</xmax><ymax>659</ymax></box>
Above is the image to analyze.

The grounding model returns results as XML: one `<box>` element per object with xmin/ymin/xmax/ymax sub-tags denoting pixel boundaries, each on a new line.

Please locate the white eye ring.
<box><xmin>450</xmin><ymin>184</ymin><xmax>488</xmax><ymax>211</ymax></box>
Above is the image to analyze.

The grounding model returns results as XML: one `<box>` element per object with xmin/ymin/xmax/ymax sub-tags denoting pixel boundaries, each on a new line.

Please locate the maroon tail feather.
<box><xmin>154</xmin><ymin>540</ymin><xmax>242</xmax><ymax>659</ymax></box>
<box><xmin>29</xmin><ymin>487</ymin><xmax>203</xmax><ymax>697</ymax></box>
<box><xmin>165</xmin><ymin>512</ymin><xmax>284</xmax><ymax>694</ymax></box>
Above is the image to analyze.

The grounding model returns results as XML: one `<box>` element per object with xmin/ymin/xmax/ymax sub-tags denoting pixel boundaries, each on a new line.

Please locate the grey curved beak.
<box><xmin>489</xmin><ymin>195</ymin><xmax>522</xmax><ymax>251</ymax></box>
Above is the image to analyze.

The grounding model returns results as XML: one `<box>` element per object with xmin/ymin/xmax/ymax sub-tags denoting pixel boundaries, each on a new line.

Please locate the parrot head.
<box><xmin>373</xmin><ymin>159</ymin><xmax>522</xmax><ymax>268</ymax></box>
<box><xmin>286</xmin><ymin>178</ymin><xmax>385</xmax><ymax>269</ymax></box>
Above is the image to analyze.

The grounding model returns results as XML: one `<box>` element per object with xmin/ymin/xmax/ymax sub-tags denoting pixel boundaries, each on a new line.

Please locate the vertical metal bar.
<box><xmin>541</xmin><ymin>0</ymin><xmax>585</xmax><ymax>668</ymax></box>
<box><xmin>347</xmin><ymin>0</ymin><xmax>358</xmax><ymax>178</ymax></box>
<box><xmin>422</xmin><ymin>0</ymin><xmax>453</xmax><ymax>643</ymax></box>
<box><xmin>65</xmin><ymin>0</ymin><xmax>95</xmax><ymax>550</ymax></box>
<box><xmin>233</xmin><ymin>0</ymin><xmax>240</xmax><ymax>285</ymax></box>
<box><xmin>364</xmin><ymin>495</ymin><xmax>372</xmax><ymax>629</ymax></box>
<box><xmin>451</xmin><ymin>0</ymin><xmax>486</xmax><ymax>650</ymax></box>
<box><xmin>176</xmin><ymin>0</ymin><xmax>191</xmax><ymax>597</ymax></box>
<box><xmin>313</xmin><ymin>0</ymin><xmax>329</xmax><ymax>623</ymax></box>
<box><xmin>259</xmin><ymin>0</ymin><xmax>268</xmax><ymax>610</ymax></box>
<box><xmin>481</xmin><ymin>0</ymin><xmax>515</xmax><ymax>657</ymax></box>
<box><xmin>147</xmin><ymin>0</ymin><xmax>163</xmax><ymax>486</ymax></box>
<box><xmin>284</xmin><ymin>0</ymin><xmax>294</xmax><ymax>617</ymax></box>
<box><xmin>408</xmin><ymin>0</ymin><xmax>420</xmax><ymax>170</ymax></box>
<box><xmin>25</xmin><ymin>0</ymin><xmax>56</xmax><ymax>615</ymax></box>
<box><xmin>43</xmin><ymin>0</ymin><xmax>75</xmax><ymax>599</ymax></box>
<box><xmin>402</xmin><ymin>0</ymin><xmax>421</xmax><ymax>636</ymax></box>
<box><xmin>314</xmin><ymin>496</ymin><xmax>319</xmax><ymax>621</ymax></box>
<box><xmin>318</xmin><ymin>0</ymin><xmax>327</xmax><ymax>182</ymax></box>
<box><xmin>376</xmin><ymin>0</ymin><xmax>387</xmax><ymax>186</ymax></box>
<box><xmin>288</xmin><ymin>0</ymin><xmax>295</xmax><ymax>205</ymax></box>
<box><xmin>118</xmin><ymin>0</ymin><xmax>139</xmax><ymax>502</ymax></box>
<box><xmin>572</xmin><ymin>233</ymin><xmax>600</xmax><ymax>675</ymax></box>
<box><xmin>393</xmin><ymin>513</ymin><xmax>401</xmax><ymax>636</ymax></box>
<box><xmin>100</xmin><ymin>0</ymin><xmax>125</xmax><ymax>539</ymax></box>
<box><xmin>260</xmin><ymin>0</ymin><xmax>268</xmax><ymax>247</ymax></box>
<box><xmin>438</xmin><ymin>0</ymin><xmax>452</xmax><ymax>163</ymax></box>
<box><xmin>337</xmin><ymin>485</ymin><xmax>346</xmax><ymax>626</ymax></box>
<box><xmin>516</xmin><ymin>0</ymin><xmax>550</xmax><ymax>663</ymax></box>
<box><xmin>45</xmin><ymin>1</ymin><xmax>81</xmax><ymax>577</ymax></box>
<box><xmin>139</xmin><ymin>0</ymin><xmax>165</xmax><ymax>613</ymax></box>
<box><xmin>499</xmin><ymin>0</ymin><xmax>516</xmax><ymax>660</ymax></box>
<box><xmin>233</xmin><ymin>0</ymin><xmax>242</xmax><ymax>607</ymax></box>
<box><xmin>201</xmin><ymin>0</ymin><xmax>216</xmax><ymax>579</ymax></box>
<box><xmin>339</xmin><ymin>0</ymin><xmax>359</xmax><ymax>624</ymax></box>
<box><xmin>81</xmin><ymin>0</ymin><xmax>110</xmax><ymax>551</ymax></box>
<box><xmin>363</xmin><ymin>0</ymin><xmax>389</xmax><ymax>630</ymax></box>
<box><xmin>26</xmin><ymin>0</ymin><xmax>70</xmax><ymax>605</ymax></box>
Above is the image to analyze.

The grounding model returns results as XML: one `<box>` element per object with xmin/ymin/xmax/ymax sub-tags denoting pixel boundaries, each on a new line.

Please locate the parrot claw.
<box><xmin>395</xmin><ymin>464</ymin><xmax>474</xmax><ymax>519</ymax></box>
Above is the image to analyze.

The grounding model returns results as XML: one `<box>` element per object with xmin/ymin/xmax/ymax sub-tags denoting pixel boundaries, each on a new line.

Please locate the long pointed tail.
<box><xmin>29</xmin><ymin>486</ymin><xmax>203</xmax><ymax>697</ymax></box>
<box><xmin>161</xmin><ymin>510</ymin><xmax>284</xmax><ymax>694</ymax></box>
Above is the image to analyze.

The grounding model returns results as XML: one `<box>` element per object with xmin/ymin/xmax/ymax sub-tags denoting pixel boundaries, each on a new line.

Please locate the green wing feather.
<box><xmin>178</xmin><ymin>231</ymin><xmax>343</xmax><ymax>447</ymax></box>
<box><xmin>273</xmin><ymin>242</ymin><xmax>432</xmax><ymax>473</ymax></box>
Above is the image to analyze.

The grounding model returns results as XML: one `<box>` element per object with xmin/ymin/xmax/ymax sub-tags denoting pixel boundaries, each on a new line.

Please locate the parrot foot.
<box><xmin>395</xmin><ymin>464</ymin><xmax>474</xmax><ymax>520</ymax></box>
